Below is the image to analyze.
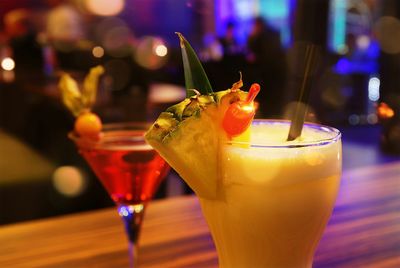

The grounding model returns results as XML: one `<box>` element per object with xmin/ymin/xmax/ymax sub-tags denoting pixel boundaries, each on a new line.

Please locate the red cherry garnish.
<box><xmin>222</xmin><ymin>83</ymin><xmax>260</xmax><ymax>138</ymax></box>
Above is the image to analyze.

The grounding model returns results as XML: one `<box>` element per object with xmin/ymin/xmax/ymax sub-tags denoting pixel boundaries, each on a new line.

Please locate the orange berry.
<box><xmin>75</xmin><ymin>112</ymin><xmax>102</xmax><ymax>138</ymax></box>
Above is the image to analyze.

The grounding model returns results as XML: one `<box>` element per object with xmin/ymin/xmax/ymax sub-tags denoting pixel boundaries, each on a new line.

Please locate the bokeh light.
<box><xmin>103</xmin><ymin>27</ymin><xmax>132</xmax><ymax>57</ymax></box>
<box><xmin>1</xmin><ymin>57</ymin><xmax>15</xmax><ymax>71</ymax></box>
<box><xmin>135</xmin><ymin>37</ymin><xmax>169</xmax><ymax>70</ymax></box>
<box><xmin>96</xmin><ymin>18</ymin><xmax>133</xmax><ymax>58</ymax></box>
<box><xmin>348</xmin><ymin>114</ymin><xmax>360</xmax><ymax>125</ymax></box>
<box><xmin>96</xmin><ymin>17</ymin><xmax>127</xmax><ymax>37</ymax></box>
<box><xmin>148</xmin><ymin>84</ymin><xmax>186</xmax><ymax>104</ymax></box>
<box><xmin>92</xmin><ymin>46</ymin><xmax>105</xmax><ymax>58</ymax></box>
<box><xmin>368</xmin><ymin>77</ymin><xmax>380</xmax><ymax>101</ymax></box>
<box><xmin>52</xmin><ymin>166</ymin><xmax>87</xmax><ymax>197</ymax></box>
<box><xmin>367</xmin><ymin>113</ymin><xmax>378</xmax><ymax>124</ymax></box>
<box><xmin>375</xmin><ymin>16</ymin><xmax>400</xmax><ymax>54</ymax></box>
<box><xmin>155</xmin><ymin>44</ymin><xmax>168</xmax><ymax>57</ymax></box>
<box><xmin>357</xmin><ymin>35</ymin><xmax>370</xmax><ymax>50</ymax></box>
<box><xmin>377</xmin><ymin>102</ymin><xmax>395</xmax><ymax>120</ymax></box>
<box><xmin>85</xmin><ymin>0</ymin><xmax>125</xmax><ymax>16</ymax></box>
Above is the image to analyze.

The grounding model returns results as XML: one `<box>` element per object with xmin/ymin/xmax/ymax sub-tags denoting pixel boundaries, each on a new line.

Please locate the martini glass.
<box><xmin>69</xmin><ymin>122</ymin><xmax>170</xmax><ymax>267</ymax></box>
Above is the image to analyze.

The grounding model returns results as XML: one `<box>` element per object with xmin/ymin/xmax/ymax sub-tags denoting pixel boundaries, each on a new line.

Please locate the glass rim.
<box><xmin>226</xmin><ymin>119</ymin><xmax>341</xmax><ymax>148</ymax></box>
<box><xmin>68</xmin><ymin>121</ymin><xmax>151</xmax><ymax>150</ymax></box>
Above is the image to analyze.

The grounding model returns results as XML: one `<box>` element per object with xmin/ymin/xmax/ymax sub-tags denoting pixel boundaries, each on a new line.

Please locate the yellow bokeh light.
<box><xmin>1</xmin><ymin>57</ymin><xmax>15</xmax><ymax>71</ymax></box>
<box><xmin>52</xmin><ymin>166</ymin><xmax>87</xmax><ymax>197</ymax></box>
<box><xmin>92</xmin><ymin>46</ymin><xmax>105</xmax><ymax>58</ymax></box>
<box><xmin>155</xmin><ymin>45</ymin><xmax>168</xmax><ymax>57</ymax></box>
<box><xmin>85</xmin><ymin>0</ymin><xmax>125</xmax><ymax>16</ymax></box>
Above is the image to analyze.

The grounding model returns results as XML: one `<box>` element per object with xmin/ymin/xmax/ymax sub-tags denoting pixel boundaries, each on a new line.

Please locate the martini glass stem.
<box><xmin>118</xmin><ymin>204</ymin><xmax>146</xmax><ymax>268</ymax></box>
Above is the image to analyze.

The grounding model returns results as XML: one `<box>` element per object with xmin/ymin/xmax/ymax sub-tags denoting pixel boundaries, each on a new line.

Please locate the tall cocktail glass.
<box><xmin>69</xmin><ymin>122</ymin><xmax>170</xmax><ymax>267</ymax></box>
<box><xmin>199</xmin><ymin>120</ymin><xmax>342</xmax><ymax>267</ymax></box>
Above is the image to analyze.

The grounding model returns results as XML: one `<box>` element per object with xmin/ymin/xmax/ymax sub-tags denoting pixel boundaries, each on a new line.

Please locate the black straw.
<box><xmin>287</xmin><ymin>43</ymin><xmax>319</xmax><ymax>141</ymax></box>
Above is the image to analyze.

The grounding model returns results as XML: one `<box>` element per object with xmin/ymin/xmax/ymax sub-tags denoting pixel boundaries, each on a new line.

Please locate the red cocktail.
<box><xmin>70</xmin><ymin>122</ymin><xmax>169</xmax><ymax>267</ymax></box>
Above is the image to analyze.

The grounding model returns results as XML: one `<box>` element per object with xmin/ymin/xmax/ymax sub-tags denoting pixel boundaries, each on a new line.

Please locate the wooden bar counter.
<box><xmin>1</xmin><ymin>162</ymin><xmax>400</xmax><ymax>267</ymax></box>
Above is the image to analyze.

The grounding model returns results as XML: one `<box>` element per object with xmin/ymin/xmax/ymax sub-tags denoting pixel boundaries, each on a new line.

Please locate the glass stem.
<box><xmin>118</xmin><ymin>204</ymin><xmax>146</xmax><ymax>268</ymax></box>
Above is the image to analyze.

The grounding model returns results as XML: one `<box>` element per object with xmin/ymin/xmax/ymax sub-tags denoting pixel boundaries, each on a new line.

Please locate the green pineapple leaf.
<box><xmin>176</xmin><ymin>32</ymin><xmax>213</xmax><ymax>97</ymax></box>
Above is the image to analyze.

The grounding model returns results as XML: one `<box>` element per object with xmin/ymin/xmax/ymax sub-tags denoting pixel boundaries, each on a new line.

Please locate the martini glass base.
<box><xmin>118</xmin><ymin>204</ymin><xmax>146</xmax><ymax>268</ymax></box>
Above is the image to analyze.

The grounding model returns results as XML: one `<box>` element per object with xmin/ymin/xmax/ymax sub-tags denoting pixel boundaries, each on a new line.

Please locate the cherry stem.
<box><xmin>245</xmin><ymin>83</ymin><xmax>260</xmax><ymax>103</ymax></box>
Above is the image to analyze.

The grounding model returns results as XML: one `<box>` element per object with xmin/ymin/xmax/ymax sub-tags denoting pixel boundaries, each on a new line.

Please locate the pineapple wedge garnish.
<box><xmin>145</xmin><ymin>33</ymin><xmax>250</xmax><ymax>199</ymax></box>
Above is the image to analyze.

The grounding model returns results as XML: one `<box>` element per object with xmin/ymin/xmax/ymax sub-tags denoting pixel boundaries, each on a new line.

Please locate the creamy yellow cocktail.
<box><xmin>200</xmin><ymin>120</ymin><xmax>341</xmax><ymax>267</ymax></box>
<box><xmin>145</xmin><ymin>33</ymin><xmax>342</xmax><ymax>267</ymax></box>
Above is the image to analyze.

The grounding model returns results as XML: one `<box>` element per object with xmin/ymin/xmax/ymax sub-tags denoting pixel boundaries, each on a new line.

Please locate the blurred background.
<box><xmin>1</xmin><ymin>0</ymin><xmax>400</xmax><ymax>225</ymax></box>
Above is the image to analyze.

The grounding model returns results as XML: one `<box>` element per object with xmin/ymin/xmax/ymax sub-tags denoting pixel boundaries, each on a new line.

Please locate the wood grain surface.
<box><xmin>1</xmin><ymin>162</ymin><xmax>399</xmax><ymax>267</ymax></box>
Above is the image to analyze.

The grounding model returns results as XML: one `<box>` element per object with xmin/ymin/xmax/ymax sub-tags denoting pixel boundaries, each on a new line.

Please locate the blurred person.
<box><xmin>200</xmin><ymin>33</ymin><xmax>223</xmax><ymax>62</ymax></box>
<box><xmin>246</xmin><ymin>17</ymin><xmax>287</xmax><ymax>118</ymax></box>
<box><xmin>219</xmin><ymin>21</ymin><xmax>242</xmax><ymax>57</ymax></box>
<box><xmin>205</xmin><ymin>21</ymin><xmax>247</xmax><ymax>91</ymax></box>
